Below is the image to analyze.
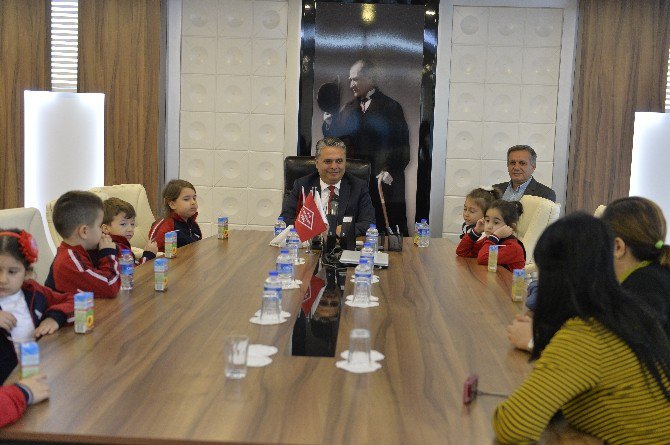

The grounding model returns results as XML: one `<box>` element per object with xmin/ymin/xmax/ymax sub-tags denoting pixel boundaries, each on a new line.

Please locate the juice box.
<box><xmin>511</xmin><ymin>269</ymin><xmax>527</xmax><ymax>302</ymax></box>
<box><xmin>218</xmin><ymin>216</ymin><xmax>229</xmax><ymax>240</ymax></box>
<box><xmin>20</xmin><ymin>341</ymin><xmax>39</xmax><ymax>378</ymax></box>
<box><xmin>164</xmin><ymin>231</ymin><xmax>178</xmax><ymax>258</ymax></box>
<box><xmin>74</xmin><ymin>292</ymin><xmax>94</xmax><ymax>334</ymax></box>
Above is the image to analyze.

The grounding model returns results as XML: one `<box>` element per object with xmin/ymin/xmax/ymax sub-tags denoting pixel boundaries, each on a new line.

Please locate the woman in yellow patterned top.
<box><xmin>493</xmin><ymin>213</ymin><xmax>670</xmax><ymax>444</ymax></box>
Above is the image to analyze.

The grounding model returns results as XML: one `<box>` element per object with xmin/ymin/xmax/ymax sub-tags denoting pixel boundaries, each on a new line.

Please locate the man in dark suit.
<box><xmin>493</xmin><ymin>145</ymin><xmax>557</xmax><ymax>202</ymax></box>
<box><xmin>322</xmin><ymin>59</ymin><xmax>410</xmax><ymax>235</ymax></box>
<box><xmin>280</xmin><ymin>137</ymin><xmax>375</xmax><ymax>237</ymax></box>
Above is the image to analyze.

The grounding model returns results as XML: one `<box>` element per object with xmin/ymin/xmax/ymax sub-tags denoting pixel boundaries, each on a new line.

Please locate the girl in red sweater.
<box><xmin>456</xmin><ymin>199</ymin><xmax>526</xmax><ymax>271</ymax></box>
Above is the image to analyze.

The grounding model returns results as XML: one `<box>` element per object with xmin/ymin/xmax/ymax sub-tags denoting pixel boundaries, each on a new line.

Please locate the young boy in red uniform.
<box><xmin>45</xmin><ymin>191</ymin><xmax>121</xmax><ymax>298</ymax></box>
<box><xmin>101</xmin><ymin>198</ymin><xmax>157</xmax><ymax>265</ymax></box>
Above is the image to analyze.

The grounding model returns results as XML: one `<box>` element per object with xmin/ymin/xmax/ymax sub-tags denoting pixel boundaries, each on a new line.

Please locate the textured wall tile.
<box><xmin>443</xmin><ymin>196</ymin><xmax>468</xmax><ymax>234</ymax></box>
<box><xmin>182</xmin><ymin>37</ymin><xmax>217</xmax><ymax>74</ymax></box>
<box><xmin>212</xmin><ymin>187</ymin><xmax>248</xmax><ymax>224</ymax></box>
<box><xmin>446</xmin><ymin>121</ymin><xmax>483</xmax><ymax>159</ymax></box>
<box><xmin>484</xmin><ymin>84</ymin><xmax>521</xmax><ymax>122</ymax></box>
<box><xmin>195</xmin><ymin>186</ymin><xmax>213</xmax><ymax>223</ymax></box>
<box><xmin>522</xmin><ymin>47</ymin><xmax>561</xmax><ymax>85</ymax></box>
<box><xmin>481</xmin><ymin>160</ymin><xmax>509</xmax><ymax>186</ymax></box>
<box><xmin>247</xmin><ymin>189</ymin><xmax>283</xmax><ymax>225</ymax></box>
<box><xmin>249</xmin><ymin>151</ymin><xmax>283</xmax><ymax>189</ymax></box>
<box><xmin>486</xmin><ymin>46</ymin><xmax>522</xmax><ymax>84</ymax></box>
<box><xmin>214</xmin><ymin>150</ymin><xmax>249</xmax><ymax>188</ymax></box>
<box><xmin>450</xmin><ymin>45</ymin><xmax>486</xmax><ymax>83</ymax></box>
<box><xmin>518</xmin><ymin>123</ymin><xmax>555</xmax><ymax>162</ymax></box>
<box><xmin>253</xmin><ymin>1</ymin><xmax>288</xmax><ymax>39</ymax></box>
<box><xmin>250</xmin><ymin>114</ymin><xmax>284</xmax><ymax>151</ymax></box>
<box><xmin>181</xmin><ymin>75</ymin><xmax>216</xmax><ymax>111</ymax></box>
<box><xmin>251</xmin><ymin>76</ymin><xmax>285</xmax><ymax>114</ymax></box>
<box><xmin>179</xmin><ymin>149</ymin><xmax>214</xmax><ymax>187</ymax></box>
<box><xmin>520</xmin><ymin>85</ymin><xmax>558</xmax><ymax>123</ymax></box>
<box><xmin>533</xmin><ymin>161</ymin><xmax>553</xmax><ymax>188</ymax></box>
<box><xmin>217</xmin><ymin>38</ymin><xmax>252</xmax><ymax>75</ymax></box>
<box><xmin>525</xmin><ymin>8</ymin><xmax>563</xmax><ymax>47</ymax></box>
<box><xmin>215</xmin><ymin>113</ymin><xmax>250</xmax><ymax>150</ymax></box>
<box><xmin>180</xmin><ymin>112</ymin><xmax>215</xmax><ymax>149</ymax></box>
<box><xmin>253</xmin><ymin>39</ymin><xmax>287</xmax><ymax>76</ymax></box>
<box><xmin>448</xmin><ymin>83</ymin><xmax>484</xmax><ymax>121</ymax></box>
<box><xmin>488</xmin><ymin>7</ymin><xmax>524</xmax><ymax>46</ymax></box>
<box><xmin>452</xmin><ymin>7</ymin><xmax>488</xmax><ymax>45</ymax></box>
<box><xmin>219</xmin><ymin>0</ymin><xmax>253</xmax><ymax>38</ymax></box>
<box><xmin>182</xmin><ymin>0</ymin><xmax>217</xmax><ymax>36</ymax></box>
<box><xmin>216</xmin><ymin>75</ymin><xmax>251</xmax><ymax>113</ymax></box>
<box><xmin>444</xmin><ymin>159</ymin><xmax>481</xmax><ymax>196</ymax></box>
<box><xmin>198</xmin><ymin>222</ymin><xmax>214</xmax><ymax>238</ymax></box>
<box><xmin>483</xmin><ymin>122</ymin><xmax>519</xmax><ymax>160</ymax></box>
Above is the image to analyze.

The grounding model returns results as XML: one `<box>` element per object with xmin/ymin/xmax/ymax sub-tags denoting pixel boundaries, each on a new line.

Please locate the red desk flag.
<box><xmin>294</xmin><ymin>190</ymin><xmax>327</xmax><ymax>242</ymax></box>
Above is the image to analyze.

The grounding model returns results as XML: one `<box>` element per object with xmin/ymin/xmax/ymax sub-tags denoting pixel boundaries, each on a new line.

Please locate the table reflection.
<box><xmin>291</xmin><ymin>260</ymin><xmax>347</xmax><ymax>357</ymax></box>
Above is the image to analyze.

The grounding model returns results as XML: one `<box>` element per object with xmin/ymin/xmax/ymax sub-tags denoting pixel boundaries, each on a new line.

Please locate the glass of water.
<box><xmin>224</xmin><ymin>334</ymin><xmax>249</xmax><ymax>379</ymax></box>
<box><xmin>347</xmin><ymin>329</ymin><xmax>372</xmax><ymax>369</ymax></box>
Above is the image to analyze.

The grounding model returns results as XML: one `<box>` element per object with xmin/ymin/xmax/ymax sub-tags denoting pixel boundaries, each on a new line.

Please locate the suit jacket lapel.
<box><xmin>525</xmin><ymin>178</ymin><xmax>537</xmax><ymax>195</ymax></box>
<box><xmin>337</xmin><ymin>175</ymin><xmax>351</xmax><ymax>225</ymax></box>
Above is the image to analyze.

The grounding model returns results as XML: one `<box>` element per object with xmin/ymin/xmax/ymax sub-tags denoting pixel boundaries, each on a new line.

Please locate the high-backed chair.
<box><xmin>46</xmin><ymin>191</ymin><xmax>110</xmax><ymax>250</ymax></box>
<box><xmin>516</xmin><ymin>195</ymin><xmax>561</xmax><ymax>264</ymax></box>
<box><xmin>89</xmin><ymin>184</ymin><xmax>156</xmax><ymax>250</ymax></box>
<box><xmin>283</xmin><ymin>156</ymin><xmax>371</xmax><ymax>197</ymax></box>
<box><xmin>0</xmin><ymin>208</ymin><xmax>55</xmax><ymax>284</ymax></box>
<box><xmin>594</xmin><ymin>205</ymin><xmax>607</xmax><ymax>218</ymax></box>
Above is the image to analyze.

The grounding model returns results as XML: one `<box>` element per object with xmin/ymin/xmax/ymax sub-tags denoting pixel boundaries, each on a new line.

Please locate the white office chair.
<box><xmin>594</xmin><ymin>204</ymin><xmax>607</xmax><ymax>217</ymax></box>
<box><xmin>516</xmin><ymin>195</ymin><xmax>561</xmax><ymax>264</ymax></box>
<box><xmin>0</xmin><ymin>207</ymin><xmax>55</xmax><ymax>284</ymax></box>
<box><xmin>89</xmin><ymin>184</ymin><xmax>156</xmax><ymax>250</ymax></box>
<box><xmin>45</xmin><ymin>191</ymin><xmax>110</xmax><ymax>249</ymax></box>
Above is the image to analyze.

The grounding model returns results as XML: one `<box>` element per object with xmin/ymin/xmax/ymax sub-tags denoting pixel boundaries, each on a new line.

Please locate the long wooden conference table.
<box><xmin>0</xmin><ymin>231</ymin><xmax>532</xmax><ymax>444</ymax></box>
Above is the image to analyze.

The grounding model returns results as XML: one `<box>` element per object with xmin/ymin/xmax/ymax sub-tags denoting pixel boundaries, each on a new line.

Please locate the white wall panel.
<box><xmin>253</xmin><ymin>39</ymin><xmax>287</xmax><ymax>76</ymax></box>
<box><xmin>518</xmin><ymin>123</ymin><xmax>555</xmax><ymax>160</ymax></box>
<box><xmin>520</xmin><ymin>85</ymin><xmax>558</xmax><ymax>123</ymax></box>
<box><xmin>442</xmin><ymin>196</ymin><xmax>468</xmax><ymax>234</ymax></box>
<box><xmin>214</xmin><ymin>150</ymin><xmax>249</xmax><ymax>187</ymax></box>
<box><xmin>181</xmin><ymin>74</ymin><xmax>216</xmax><ymax>111</ymax></box>
<box><xmin>485</xmin><ymin>47</ymin><xmax>522</xmax><ymax>84</ymax></box>
<box><xmin>182</xmin><ymin>37</ymin><xmax>217</xmax><ymax>74</ymax></box>
<box><xmin>180</xmin><ymin>112</ymin><xmax>214</xmax><ymax>148</ymax></box>
<box><xmin>522</xmin><ymin>47</ymin><xmax>561</xmax><ymax>85</ymax></box>
<box><xmin>217</xmin><ymin>38</ymin><xmax>252</xmax><ymax>75</ymax></box>
<box><xmin>216</xmin><ymin>75</ymin><xmax>252</xmax><ymax>113</ymax></box>
<box><xmin>179</xmin><ymin>149</ymin><xmax>214</xmax><ymax>187</ymax></box>
<box><xmin>450</xmin><ymin>45</ymin><xmax>487</xmax><ymax>83</ymax></box>
<box><xmin>452</xmin><ymin>7</ymin><xmax>489</xmax><ymax>44</ymax></box>
<box><xmin>212</xmin><ymin>187</ymin><xmax>248</xmax><ymax>224</ymax></box>
<box><xmin>253</xmin><ymin>1</ymin><xmax>288</xmax><ymax>38</ymax></box>
<box><xmin>446</xmin><ymin>121</ymin><xmax>483</xmax><ymax>159</ymax></box>
<box><xmin>484</xmin><ymin>84</ymin><xmax>521</xmax><ymax>122</ymax></box>
<box><xmin>248</xmin><ymin>151</ymin><xmax>283</xmax><ymax>189</ymax></box>
<box><xmin>444</xmin><ymin>159</ymin><xmax>481</xmax><ymax>196</ymax></box>
<box><xmin>250</xmin><ymin>114</ymin><xmax>284</xmax><ymax>151</ymax></box>
<box><xmin>178</xmin><ymin>0</ymin><xmax>289</xmax><ymax>233</ymax></box>
<box><xmin>448</xmin><ymin>83</ymin><xmax>485</xmax><ymax>121</ymax></box>
<box><xmin>251</xmin><ymin>76</ymin><xmax>285</xmax><ymax>114</ymax></box>
<box><xmin>182</xmin><ymin>0</ymin><xmax>217</xmax><ymax>36</ymax></box>
<box><xmin>219</xmin><ymin>0</ymin><xmax>253</xmax><ymax>38</ymax></box>
<box><xmin>482</xmin><ymin>122</ymin><xmax>519</xmax><ymax>160</ymax></box>
<box><xmin>488</xmin><ymin>7</ymin><xmax>525</xmax><ymax>46</ymax></box>
<box><xmin>196</xmin><ymin>186</ymin><xmax>214</xmax><ymax>224</ymax></box>
<box><xmin>525</xmin><ymin>8</ymin><xmax>563</xmax><ymax>47</ymax></box>
<box><xmin>481</xmin><ymin>160</ymin><xmax>509</xmax><ymax>186</ymax></box>
<box><xmin>215</xmin><ymin>113</ymin><xmax>250</xmax><ymax>150</ymax></box>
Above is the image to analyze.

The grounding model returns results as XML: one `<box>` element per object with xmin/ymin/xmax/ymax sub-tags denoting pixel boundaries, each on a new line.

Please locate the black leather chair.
<box><xmin>283</xmin><ymin>156</ymin><xmax>371</xmax><ymax>197</ymax></box>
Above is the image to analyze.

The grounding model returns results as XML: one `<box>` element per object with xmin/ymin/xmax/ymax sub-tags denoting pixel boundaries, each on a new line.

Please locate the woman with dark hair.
<box><xmin>494</xmin><ymin>213</ymin><xmax>670</xmax><ymax>443</ymax></box>
<box><xmin>601</xmin><ymin>196</ymin><xmax>670</xmax><ymax>333</ymax></box>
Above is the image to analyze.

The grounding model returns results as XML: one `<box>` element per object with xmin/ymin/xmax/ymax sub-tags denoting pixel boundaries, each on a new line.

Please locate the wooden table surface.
<box><xmin>0</xmin><ymin>232</ymin><xmax>532</xmax><ymax>444</ymax></box>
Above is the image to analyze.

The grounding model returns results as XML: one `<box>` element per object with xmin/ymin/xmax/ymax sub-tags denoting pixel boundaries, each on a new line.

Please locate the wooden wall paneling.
<box><xmin>78</xmin><ymin>0</ymin><xmax>162</xmax><ymax>214</ymax></box>
<box><xmin>0</xmin><ymin>0</ymin><xmax>50</xmax><ymax>209</ymax></box>
<box><xmin>566</xmin><ymin>0</ymin><xmax>670</xmax><ymax>214</ymax></box>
